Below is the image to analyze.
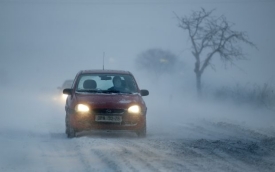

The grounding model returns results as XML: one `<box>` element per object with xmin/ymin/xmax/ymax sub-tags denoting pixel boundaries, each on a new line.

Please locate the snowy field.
<box><xmin>1</xmin><ymin>0</ymin><xmax>275</xmax><ymax>171</ymax></box>
<box><xmin>0</xmin><ymin>89</ymin><xmax>274</xmax><ymax>172</ymax></box>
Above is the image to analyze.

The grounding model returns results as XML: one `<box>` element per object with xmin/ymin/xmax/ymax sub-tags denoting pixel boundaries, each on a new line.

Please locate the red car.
<box><xmin>63</xmin><ymin>70</ymin><xmax>149</xmax><ymax>138</ymax></box>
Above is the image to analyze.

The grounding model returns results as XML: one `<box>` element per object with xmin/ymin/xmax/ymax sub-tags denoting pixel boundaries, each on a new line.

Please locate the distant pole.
<box><xmin>103</xmin><ymin>52</ymin><xmax>105</xmax><ymax>70</ymax></box>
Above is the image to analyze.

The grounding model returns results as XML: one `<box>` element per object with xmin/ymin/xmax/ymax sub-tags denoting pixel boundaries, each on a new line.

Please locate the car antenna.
<box><xmin>103</xmin><ymin>52</ymin><xmax>105</xmax><ymax>70</ymax></box>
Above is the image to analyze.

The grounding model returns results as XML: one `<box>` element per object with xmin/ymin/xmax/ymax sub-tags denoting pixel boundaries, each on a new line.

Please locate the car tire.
<box><xmin>65</xmin><ymin>113</ymin><xmax>69</xmax><ymax>134</ymax></box>
<box><xmin>66</xmin><ymin>113</ymin><xmax>76</xmax><ymax>138</ymax></box>
<box><xmin>67</xmin><ymin>127</ymin><xmax>76</xmax><ymax>138</ymax></box>
<box><xmin>136</xmin><ymin>122</ymin><xmax>147</xmax><ymax>138</ymax></box>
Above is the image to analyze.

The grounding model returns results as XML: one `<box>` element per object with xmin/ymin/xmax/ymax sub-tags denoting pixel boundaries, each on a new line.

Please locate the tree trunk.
<box><xmin>196</xmin><ymin>72</ymin><xmax>202</xmax><ymax>96</ymax></box>
<box><xmin>194</xmin><ymin>59</ymin><xmax>202</xmax><ymax>96</ymax></box>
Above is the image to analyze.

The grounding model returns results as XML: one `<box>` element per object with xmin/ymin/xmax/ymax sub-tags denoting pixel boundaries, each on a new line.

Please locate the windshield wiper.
<box><xmin>101</xmin><ymin>90</ymin><xmax>120</xmax><ymax>94</ymax></box>
<box><xmin>76</xmin><ymin>89</ymin><xmax>102</xmax><ymax>93</ymax></box>
<box><xmin>101</xmin><ymin>90</ymin><xmax>134</xmax><ymax>94</ymax></box>
<box><xmin>120</xmin><ymin>91</ymin><xmax>134</xmax><ymax>94</ymax></box>
<box><xmin>77</xmin><ymin>89</ymin><xmax>134</xmax><ymax>94</ymax></box>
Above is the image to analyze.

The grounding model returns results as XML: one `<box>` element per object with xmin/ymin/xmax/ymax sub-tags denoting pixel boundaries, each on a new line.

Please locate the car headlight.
<box><xmin>75</xmin><ymin>104</ymin><xmax>90</xmax><ymax>113</ymax></box>
<box><xmin>128</xmin><ymin>105</ymin><xmax>140</xmax><ymax>114</ymax></box>
<box><xmin>62</xmin><ymin>94</ymin><xmax>68</xmax><ymax>100</ymax></box>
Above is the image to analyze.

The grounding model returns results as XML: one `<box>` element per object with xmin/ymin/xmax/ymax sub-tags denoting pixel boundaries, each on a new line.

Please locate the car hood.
<box><xmin>75</xmin><ymin>93</ymin><xmax>145</xmax><ymax>109</ymax></box>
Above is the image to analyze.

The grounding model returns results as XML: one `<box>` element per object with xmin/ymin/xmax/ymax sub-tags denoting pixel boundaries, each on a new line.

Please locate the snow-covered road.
<box><xmin>1</xmin><ymin>90</ymin><xmax>274</xmax><ymax>172</ymax></box>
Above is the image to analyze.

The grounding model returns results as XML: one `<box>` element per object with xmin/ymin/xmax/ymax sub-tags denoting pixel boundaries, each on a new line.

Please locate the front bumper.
<box><xmin>69</xmin><ymin>112</ymin><xmax>146</xmax><ymax>132</ymax></box>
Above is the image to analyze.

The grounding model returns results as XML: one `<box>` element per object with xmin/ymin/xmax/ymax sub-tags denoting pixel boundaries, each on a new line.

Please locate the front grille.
<box><xmin>92</xmin><ymin>109</ymin><xmax>125</xmax><ymax>115</ymax></box>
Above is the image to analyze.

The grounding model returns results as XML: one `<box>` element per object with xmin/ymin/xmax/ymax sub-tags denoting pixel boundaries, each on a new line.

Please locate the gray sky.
<box><xmin>0</xmin><ymin>0</ymin><xmax>274</xmax><ymax>90</ymax></box>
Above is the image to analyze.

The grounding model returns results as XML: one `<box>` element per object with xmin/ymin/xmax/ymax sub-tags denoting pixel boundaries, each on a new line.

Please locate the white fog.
<box><xmin>0</xmin><ymin>0</ymin><xmax>274</xmax><ymax>171</ymax></box>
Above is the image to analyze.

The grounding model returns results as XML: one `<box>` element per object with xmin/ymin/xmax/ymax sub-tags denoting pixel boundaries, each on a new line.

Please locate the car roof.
<box><xmin>63</xmin><ymin>79</ymin><xmax>73</xmax><ymax>83</ymax></box>
<box><xmin>79</xmin><ymin>70</ymin><xmax>132</xmax><ymax>75</ymax></box>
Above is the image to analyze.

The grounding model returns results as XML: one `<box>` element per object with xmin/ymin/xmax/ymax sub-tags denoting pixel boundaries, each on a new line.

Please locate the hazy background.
<box><xmin>0</xmin><ymin>0</ymin><xmax>275</xmax><ymax>130</ymax></box>
<box><xmin>1</xmin><ymin>0</ymin><xmax>274</xmax><ymax>91</ymax></box>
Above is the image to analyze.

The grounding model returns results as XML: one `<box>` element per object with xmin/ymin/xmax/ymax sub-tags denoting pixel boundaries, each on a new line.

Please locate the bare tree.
<box><xmin>175</xmin><ymin>8</ymin><xmax>256</xmax><ymax>95</ymax></box>
<box><xmin>135</xmin><ymin>48</ymin><xmax>178</xmax><ymax>80</ymax></box>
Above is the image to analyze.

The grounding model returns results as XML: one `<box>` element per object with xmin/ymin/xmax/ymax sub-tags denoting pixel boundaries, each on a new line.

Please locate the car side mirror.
<box><xmin>140</xmin><ymin>89</ymin><xmax>149</xmax><ymax>96</ymax></box>
<box><xmin>63</xmin><ymin>88</ymin><xmax>72</xmax><ymax>95</ymax></box>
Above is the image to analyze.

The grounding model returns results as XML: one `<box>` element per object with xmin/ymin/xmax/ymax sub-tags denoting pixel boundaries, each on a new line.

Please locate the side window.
<box><xmin>77</xmin><ymin>76</ymin><xmax>93</xmax><ymax>90</ymax></box>
<box><xmin>123</xmin><ymin>75</ymin><xmax>138</xmax><ymax>92</ymax></box>
<box><xmin>78</xmin><ymin>76</ymin><xmax>102</xmax><ymax>90</ymax></box>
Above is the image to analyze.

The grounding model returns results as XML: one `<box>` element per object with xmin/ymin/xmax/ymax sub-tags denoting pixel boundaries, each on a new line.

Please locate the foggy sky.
<box><xmin>0</xmin><ymin>0</ymin><xmax>274</xmax><ymax>91</ymax></box>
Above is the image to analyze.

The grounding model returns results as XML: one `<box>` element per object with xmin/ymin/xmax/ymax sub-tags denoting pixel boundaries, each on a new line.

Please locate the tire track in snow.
<box><xmin>133</xmin><ymin>139</ymin><xmax>202</xmax><ymax>171</ymax></box>
<box><xmin>90</xmin><ymin>148</ymin><xmax>122</xmax><ymax>172</ymax></box>
<box><xmin>112</xmin><ymin>138</ymin><xmax>191</xmax><ymax>172</ymax></box>
<box><xmin>50</xmin><ymin>133</ymin><xmax>138</xmax><ymax>172</ymax></box>
<box><xmin>87</xmin><ymin>137</ymin><xmax>160</xmax><ymax>172</ymax></box>
<box><xmin>39</xmin><ymin>117</ymin><xmax>275</xmax><ymax>172</ymax></box>
<box><xmin>80</xmin><ymin>136</ymin><xmax>134</xmax><ymax>172</ymax></box>
<box><xmin>71</xmin><ymin>138</ymin><xmax>97</xmax><ymax>172</ymax></box>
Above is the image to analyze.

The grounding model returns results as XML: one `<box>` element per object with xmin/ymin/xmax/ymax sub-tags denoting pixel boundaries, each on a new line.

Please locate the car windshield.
<box><xmin>75</xmin><ymin>73</ymin><xmax>138</xmax><ymax>94</ymax></box>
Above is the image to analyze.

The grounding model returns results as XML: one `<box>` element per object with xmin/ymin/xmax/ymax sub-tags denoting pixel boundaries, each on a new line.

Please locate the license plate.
<box><xmin>95</xmin><ymin>115</ymin><xmax>122</xmax><ymax>123</ymax></box>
